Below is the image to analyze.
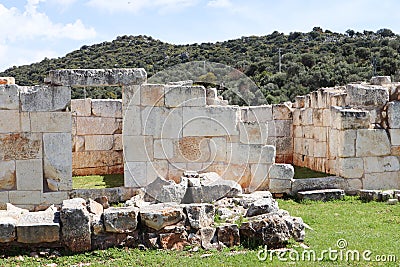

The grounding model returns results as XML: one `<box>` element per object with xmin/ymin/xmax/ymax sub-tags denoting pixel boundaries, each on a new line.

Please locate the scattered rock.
<box><xmin>184</xmin><ymin>203</ymin><xmax>215</xmax><ymax>229</ymax></box>
<box><xmin>144</xmin><ymin>176</ymin><xmax>174</xmax><ymax>202</ymax></box>
<box><xmin>297</xmin><ymin>189</ymin><xmax>345</xmax><ymax>201</ymax></box>
<box><xmin>245</xmin><ymin>197</ymin><xmax>279</xmax><ymax>217</ymax></box>
<box><xmin>94</xmin><ymin>196</ymin><xmax>110</xmax><ymax>209</ymax></box>
<box><xmin>387</xmin><ymin>199</ymin><xmax>398</xmax><ymax>205</ymax></box>
<box><xmin>140</xmin><ymin>203</ymin><xmax>184</xmax><ymax>231</ymax></box>
<box><xmin>157</xmin><ymin>178</ymin><xmax>188</xmax><ymax>204</ymax></box>
<box><xmin>87</xmin><ymin>199</ymin><xmax>103</xmax><ymax>216</ymax></box>
<box><xmin>159</xmin><ymin>232</ymin><xmax>189</xmax><ymax>250</ymax></box>
<box><xmin>200</xmin><ymin>227</ymin><xmax>217</xmax><ymax>250</ymax></box>
<box><xmin>103</xmin><ymin>206</ymin><xmax>139</xmax><ymax>233</ymax></box>
<box><xmin>216</xmin><ymin>224</ymin><xmax>240</xmax><ymax>247</ymax></box>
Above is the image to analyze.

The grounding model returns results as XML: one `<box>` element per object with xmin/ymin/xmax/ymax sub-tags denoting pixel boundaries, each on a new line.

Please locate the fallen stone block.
<box><xmin>0</xmin><ymin>216</ymin><xmax>16</xmax><ymax>242</ymax></box>
<box><xmin>104</xmin><ymin>206</ymin><xmax>139</xmax><ymax>233</ymax></box>
<box><xmin>387</xmin><ymin>101</ymin><xmax>400</xmax><ymax>128</ymax></box>
<box><xmin>139</xmin><ymin>203</ymin><xmax>184</xmax><ymax>231</ymax></box>
<box><xmin>292</xmin><ymin>177</ymin><xmax>345</xmax><ymax>194</ymax></box>
<box><xmin>217</xmin><ymin>224</ymin><xmax>240</xmax><ymax>247</ymax></box>
<box><xmin>16</xmin><ymin>206</ymin><xmax>60</xmax><ymax>244</ymax></box>
<box><xmin>200</xmin><ymin>227</ymin><xmax>217</xmax><ymax>250</ymax></box>
<box><xmin>87</xmin><ymin>199</ymin><xmax>104</xmax><ymax>216</ymax></box>
<box><xmin>183</xmin><ymin>179</ymin><xmax>242</xmax><ymax>203</ymax></box>
<box><xmin>144</xmin><ymin>176</ymin><xmax>173</xmax><ymax>202</ymax></box>
<box><xmin>183</xmin><ymin>203</ymin><xmax>215</xmax><ymax>229</ymax></box>
<box><xmin>233</xmin><ymin>191</ymin><xmax>274</xmax><ymax>208</ymax></box>
<box><xmin>159</xmin><ymin>232</ymin><xmax>189</xmax><ymax>250</ymax></box>
<box><xmin>387</xmin><ymin>199</ymin><xmax>398</xmax><ymax>205</ymax></box>
<box><xmin>283</xmin><ymin>216</ymin><xmax>305</xmax><ymax>242</ymax></box>
<box><xmin>245</xmin><ymin>197</ymin><xmax>279</xmax><ymax>217</ymax></box>
<box><xmin>60</xmin><ymin>198</ymin><xmax>91</xmax><ymax>252</ymax></box>
<box><xmin>297</xmin><ymin>189</ymin><xmax>345</xmax><ymax>201</ymax></box>
<box><xmin>156</xmin><ymin>178</ymin><xmax>188</xmax><ymax>204</ymax></box>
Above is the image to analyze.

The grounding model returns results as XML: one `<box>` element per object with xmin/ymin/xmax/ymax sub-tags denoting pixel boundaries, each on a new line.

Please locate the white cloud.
<box><xmin>86</xmin><ymin>0</ymin><xmax>199</xmax><ymax>13</ymax></box>
<box><xmin>207</xmin><ymin>0</ymin><xmax>232</xmax><ymax>8</ymax></box>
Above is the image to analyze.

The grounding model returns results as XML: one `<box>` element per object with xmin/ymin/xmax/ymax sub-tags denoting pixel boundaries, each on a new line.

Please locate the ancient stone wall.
<box><xmin>71</xmin><ymin>99</ymin><xmax>124</xmax><ymax>176</ymax></box>
<box><xmin>0</xmin><ymin>78</ymin><xmax>72</xmax><ymax>210</ymax></box>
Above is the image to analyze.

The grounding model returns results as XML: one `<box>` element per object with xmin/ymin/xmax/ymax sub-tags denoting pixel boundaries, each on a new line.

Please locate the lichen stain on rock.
<box><xmin>0</xmin><ymin>133</ymin><xmax>41</xmax><ymax>160</ymax></box>
<box><xmin>177</xmin><ymin>137</ymin><xmax>210</xmax><ymax>162</ymax></box>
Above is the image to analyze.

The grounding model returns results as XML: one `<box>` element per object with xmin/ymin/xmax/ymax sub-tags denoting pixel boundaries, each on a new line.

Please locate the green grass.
<box><xmin>294</xmin><ymin>165</ymin><xmax>331</xmax><ymax>179</ymax></box>
<box><xmin>1</xmin><ymin>197</ymin><xmax>399</xmax><ymax>266</ymax></box>
<box><xmin>72</xmin><ymin>174</ymin><xmax>124</xmax><ymax>189</ymax></box>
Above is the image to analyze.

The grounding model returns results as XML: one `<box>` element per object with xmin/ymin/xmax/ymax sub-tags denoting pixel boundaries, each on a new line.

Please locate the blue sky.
<box><xmin>1</xmin><ymin>0</ymin><xmax>400</xmax><ymax>71</ymax></box>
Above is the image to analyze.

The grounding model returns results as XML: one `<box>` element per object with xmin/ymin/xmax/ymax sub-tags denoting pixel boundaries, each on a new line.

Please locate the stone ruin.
<box><xmin>1</xmin><ymin>68</ymin><xmax>400</xmax><ymax>252</ymax></box>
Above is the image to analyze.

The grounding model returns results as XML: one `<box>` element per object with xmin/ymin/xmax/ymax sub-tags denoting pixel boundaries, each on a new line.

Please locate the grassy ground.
<box><xmin>72</xmin><ymin>174</ymin><xmax>124</xmax><ymax>189</ymax></box>
<box><xmin>294</xmin><ymin>166</ymin><xmax>331</xmax><ymax>179</ymax></box>
<box><xmin>1</xmin><ymin>196</ymin><xmax>399</xmax><ymax>266</ymax></box>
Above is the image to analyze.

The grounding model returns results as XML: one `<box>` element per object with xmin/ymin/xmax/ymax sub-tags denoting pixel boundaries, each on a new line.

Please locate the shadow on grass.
<box><xmin>102</xmin><ymin>174</ymin><xmax>124</xmax><ymax>188</ymax></box>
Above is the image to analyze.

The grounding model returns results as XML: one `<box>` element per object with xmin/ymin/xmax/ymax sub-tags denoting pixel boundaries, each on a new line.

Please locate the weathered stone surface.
<box><xmin>87</xmin><ymin>199</ymin><xmax>103</xmax><ymax>216</ymax></box>
<box><xmin>364</xmin><ymin>156</ymin><xmax>400</xmax><ymax>173</ymax></box>
<box><xmin>0</xmin><ymin>85</ymin><xmax>19</xmax><ymax>110</ymax></box>
<box><xmin>16</xmin><ymin>159</ymin><xmax>43</xmax><ymax>191</ymax></box>
<box><xmin>358</xmin><ymin>189</ymin><xmax>381</xmax><ymax>202</ymax></box>
<box><xmin>0</xmin><ymin>133</ymin><xmax>42</xmax><ymax>160</ymax></box>
<box><xmin>387</xmin><ymin>101</ymin><xmax>400</xmax><ymax>128</ymax></box>
<box><xmin>69</xmin><ymin>187</ymin><xmax>141</xmax><ymax>204</ymax></box>
<box><xmin>183</xmin><ymin>179</ymin><xmax>242</xmax><ymax>203</ymax></box>
<box><xmin>239</xmin><ymin>122</ymin><xmax>268</xmax><ymax>144</ymax></box>
<box><xmin>292</xmin><ymin>176</ymin><xmax>346</xmax><ymax>194</ymax></box>
<box><xmin>387</xmin><ymin>198</ymin><xmax>398</xmax><ymax>205</ymax></box>
<box><xmin>283</xmin><ymin>216</ymin><xmax>305</xmax><ymax>242</ymax></box>
<box><xmin>331</xmin><ymin>107</ymin><xmax>370</xmax><ymax>130</ymax></box>
<box><xmin>297</xmin><ymin>189</ymin><xmax>345</xmax><ymax>201</ymax></box>
<box><xmin>200</xmin><ymin>227</ymin><xmax>217</xmax><ymax>250</ymax></box>
<box><xmin>345</xmin><ymin>84</ymin><xmax>389</xmax><ymax>108</ymax></box>
<box><xmin>371</xmin><ymin>76</ymin><xmax>391</xmax><ymax>85</ymax></box>
<box><xmin>124</xmin><ymin>135</ymin><xmax>154</xmax><ymax>162</ymax></box>
<box><xmin>0</xmin><ymin>216</ymin><xmax>16</xmax><ymax>242</ymax></box>
<box><xmin>16</xmin><ymin>206</ymin><xmax>60</xmax><ymax>243</ymax></box>
<box><xmin>60</xmin><ymin>198</ymin><xmax>91</xmax><ymax>252</ymax></box>
<box><xmin>241</xmin><ymin>106</ymin><xmax>273</xmax><ymax>122</ymax></box>
<box><xmin>104</xmin><ymin>206</ymin><xmax>139</xmax><ymax>233</ymax></box>
<box><xmin>159</xmin><ymin>231</ymin><xmax>189</xmax><ymax>250</ymax></box>
<box><xmin>71</xmin><ymin>98</ymin><xmax>92</xmax><ymax>116</ymax></box>
<box><xmin>0</xmin><ymin>161</ymin><xmax>15</xmax><ymax>190</ymax></box>
<box><xmin>364</xmin><ymin>172</ymin><xmax>400</xmax><ymax>190</ymax></box>
<box><xmin>77</xmin><ymin>117</ymin><xmax>119</xmax><ymax>135</ymax></box>
<box><xmin>183</xmin><ymin>203</ymin><xmax>215</xmax><ymax>229</ymax></box>
<box><xmin>139</xmin><ymin>203</ymin><xmax>184</xmax><ymax>231</ymax></box>
<box><xmin>338</xmin><ymin>158</ymin><xmax>364</xmax><ymax>178</ymax></box>
<box><xmin>245</xmin><ymin>197</ymin><xmax>279</xmax><ymax>217</ymax></box>
<box><xmin>156</xmin><ymin>178</ymin><xmax>188</xmax><ymax>204</ymax></box>
<box><xmin>217</xmin><ymin>224</ymin><xmax>240</xmax><ymax>247</ymax></box>
<box><xmin>30</xmin><ymin>112</ymin><xmax>71</xmax><ymax>133</ymax></box>
<box><xmin>165</xmin><ymin>86</ymin><xmax>206</xmax><ymax>108</ymax></box>
<box><xmin>43</xmin><ymin>133</ymin><xmax>72</xmax><ymax>191</ymax></box>
<box><xmin>91</xmin><ymin>99</ymin><xmax>122</xmax><ymax>118</ymax></box>
<box><xmin>46</xmin><ymin>69</ymin><xmax>147</xmax><ymax>86</ymax></box>
<box><xmin>20</xmin><ymin>86</ymin><xmax>70</xmax><ymax>112</ymax></box>
<box><xmin>269</xmin><ymin>164</ymin><xmax>294</xmax><ymax>179</ymax></box>
<box><xmin>356</xmin><ymin>129</ymin><xmax>391</xmax><ymax>157</ymax></box>
<box><xmin>144</xmin><ymin>176</ymin><xmax>173</xmax><ymax>201</ymax></box>
<box><xmin>272</xmin><ymin>104</ymin><xmax>292</xmax><ymax>120</ymax></box>
<box><xmin>85</xmin><ymin>135</ymin><xmax>114</xmax><ymax>151</ymax></box>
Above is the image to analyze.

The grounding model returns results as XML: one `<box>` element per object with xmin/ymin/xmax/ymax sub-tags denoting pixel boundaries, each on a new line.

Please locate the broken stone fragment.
<box><xmin>0</xmin><ymin>216</ymin><xmax>16</xmax><ymax>243</ymax></box>
<box><xmin>245</xmin><ymin>197</ymin><xmax>279</xmax><ymax>217</ymax></box>
<box><xmin>183</xmin><ymin>203</ymin><xmax>215</xmax><ymax>229</ymax></box>
<box><xmin>156</xmin><ymin>178</ymin><xmax>188</xmax><ymax>204</ymax></box>
<box><xmin>159</xmin><ymin>231</ymin><xmax>189</xmax><ymax>250</ymax></box>
<box><xmin>144</xmin><ymin>176</ymin><xmax>173</xmax><ymax>202</ymax></box>
<box><xmin>216</xmin><ymin>224</ymin><xmax>240</xmax><ymax>247</ymax></box>
<box><xmin>139</xmin><ymin>203</ymin><xmax>184</xmax><ymax>231</ymax></box>
<box><xmin>103</xmin><ymin>206</ymin><xmax>139</xmax><ymax>233</ymax></box>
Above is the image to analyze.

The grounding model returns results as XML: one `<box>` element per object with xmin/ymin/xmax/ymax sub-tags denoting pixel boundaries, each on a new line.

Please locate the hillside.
<box><xmin>2</xmin><ymin>27</ymin><xmax>400</xmax><ymax>103</ymax></box>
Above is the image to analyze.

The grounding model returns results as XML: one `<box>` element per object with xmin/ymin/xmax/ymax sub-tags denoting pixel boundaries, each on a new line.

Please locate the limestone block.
<box><xmin>338</xmin><ymin>130</ymin><xmax>356</xmax><ymax>157</ymax></box>
<box><xmin>328</xmin><ymin>129</ymin><xmax>338</xmax><ymax>158</ymax></box>
<box><xmin>364</xmin><ymin>156</ymin><xmax>400</xmax><ymax>173</ymax></box>
<box><xmin>269</xmin><ymin>178</ymin><xmax>292</xmax><ymax>194</ymax></box>
<box><xmin>331</xmin><ymin>107</ymin><xmax>370</xmax><ymax>130</ymax></box>
<box><xmin>183</xmin><ymin>106</ymin><xmax>239</xmax><ymax>137</ymax></box>
<box><xmin>267</xmin><ymin>137</ymin><xmax>293</xmax><ymax>155</ymax></box>
<box><xmin>41</xmin><ymin>191</ymin><xmax>69</xmax><ymax>206</ymax></box>
<box><xmin>312</xmin><ymin>109</ymin><xmax>323</xmax><ymax>126</ymax></box>
<box><xmin>269</xmin><ymin>164</ymin><xmax>294</xmax><ymax>179</ymax></box>
<box><xmin>303</xmin><ymin>139</ymin><xmax>314</xmax><ymax>156</ymax></box>
<box><xmin>0</xmin><ymin>161</ymin><xmax>15</xmax><ymax>190</ymax></box>
<box><xmin>140</xmin><ymin>84</ymin><xmax>165</xmax><ymax>107</ymax></box>
<box><xmin>0</xmin><ymin>85</ymin><xmax>19</xmax><ymax>110</ymax></box>
<box><xmin>242</xmin><ymin>106</ymin><xmax>273</xmax><ymax>122</ymax></box>
<box><xmin>72</xmin><ymin>151</ymin><xmax>123</xmax><ymax>169</ymax></box>
<box><xmin>85</xmin><ymin>135</ymin><xmax>114</xmax><ymax>151</ymax></box>
<box><xmin>154</xmin><ymin>139</ymin><xmax>174</xmax><ymax>159</ymax></box>
<box><xmin>16</xmin><ymin>159</ymin><xmax>43</xmax><ymax>191</ymax></box>
<box><xmin>31</xmin><ymin>112</ymin><xmax>71</xmax><ymax>133</ymax></box>
<box><xmin>389</xmin><ymin>129</ymin><xmax>400</xmax><ymax>146</ymax></box>
<box><xmin>9</xmin><ymin>191</ymin><xmax>41</xmax><ymax>205</ymax></box>
<box><xmin>123</xmin><ymin>105</ymin><xmax>142</xmax><ymax>136</ymax></box>
<box><xmin>272</xmin><ymin>104</ymin><xmax>292</xmax><ymax>120</ymax></box>
<box><xmin>113</xmin><ymin>134</ymin><xmax>123</xmax><ymax>150</ymax></box>
<box><xmin>20</xmin><ymin>112</ymin><xmax>31</xmax><ymax>132</ymax></box>
<box><xmin>371</xmin><ymin>76</ymin><xmax>391</xmax><ymax>85</ymax></box>
<box><xmin>147</xmin><ymin>160</ymin><xmax>169</xmax><ymax>184</ymax></box>
<box><xmin>0</xmin><ymin>133</ymin><xmax>42</xmax><ymax>161</ymax></box>
<box><xmin>71</xmin><ymin>98</ymin><xmax>92</xmax><ymax>116</ymax></box>
<box><xmin>268</xmin><ymin>120</ymin><xmax>292</xmax><ymax>137</ymax></box>
<box><xmin>310</xmin><ymin>91</ymin><xmax>318</xmax><ymax>108</ymax></box>
<box><xmin>124</xmin><ymin>161</ymin><xmax>147</xmax><ymax>187</ymax></box>
<box><xmin>345</xmin><ymin>84</ymin><xmax>389</xmax><ymax>108</ymax></box>
<box><xmin>142</xmin><ymin>106</ymin><xmax>182</xmax><ymax>138</ymax></box>
<box><xmin>317</xmin><ymin>89</ymin><xmax>329</xmax><ymax>108</ymax></box>
<box><xmin>292</xmin><ymin>109</ymin><xmax>301</xmax><ymax>126</ymax></box>
<box><xmin>322</xmin><ymin>109</ymin><xmax>331</xmax><ymax>126</ymax></box>
<box><xmin>0</xmin><ymin>217</ymin><xmax>16</xmax><ymax>242</ymax></box>
<box><xmin>20</xmin><ymin>86</ymin><xmax>70</xmax><ymax>112</ymax></box>
<box><xmin>184</xmin><ymin>204</ymin><xmax>215</xmax><ymax>229</ymax></box>
<box><xmin>124</xmin><ymin>136</ymin><xmax>153</xmax><ymax>162</ymax></box>
<box><xmin>104</xmin><ymin>206</ymin><xmax>139</xmax><ymax>233</ymax></box>
<box><xmin>293</xmin><ymin>138</ymin><xmax>303</xmax><ymax>154</ymax></box>
<box><xmin>295</xmin><ymin>96</ymin><xmax>305</xmax><ymax>108</ymax></box>
<box><xmin>249</xmin><ymin>163</ymin><xmax>270</xmax><ymax>192</ymax></box>
<box><xmin>314</xmin><ymin>142</ymin><xmax>327</xmax><ymax>158</ymax></box>
<box><xmin>76</xmin><ymin>117</ymin><xmax>118</xmax><ymax>135</ymax></box>
<box><xmin>91</xmin><ymin>99</ymin><xmax>122</xmax><ymax>118</ymax></box>
<box><xmin>60</xmin><ymin>198</ymin><xmax>91</xmax><ymax>252</ymax></box>
<box><xmin>301</xmin><ymin>108</ymin><xmax>313</xmax><ymax>125</ymax></box>
<box><xmin>74</xmin><ymin>136</ymin><xmax>85</xmax><ymax>152</ymax></box>
<box><xmin>364</xmin><ymin>172</ymin><xmax>400</xmax><ymax>190</ymax></box>
<box><xmin>239</xmin><ymin>122</ymin><xmax>267</xmax><ymax>144</ymax></box>
<box><xmin>165</xmin><ymin>86</ymin><xmax>206</xmax><ymax>107</ymax></box>
<box><xmin>17</xmin><ymin>207</ymin><xmax>60</xmax><ymax>243</ymax></box>
<box><xmin>46</xmin><ymin>68</ymin><xmax>147</xmax><ymax>87</ymax></box>
<box><xmin>387</xmin><ymin>101</ymin><xmax>400</xmax><ymax>128</ymax></box>
<box><xmin>313</xmin><ymin>127</ymin><xmax>327</xmax><ymax>142</ymax></box>
<box><xmin>0</xmin><ymin>110</ymin><xmax>20</xmax><ymax>133</ymax></box>
<box><xmin>356</xmin><ymin>129</ymin><xmax>391</xmax><ymax>157</ymax></box>
<box><xmin>293</xmin><ymin>126</ymin><xmax>302</xmax><ymax>138</ymax></box>
<box><xmin>230</xmin><ymin>144</ymin><xmax>275</xmax><ymax>164</ymax></box>
<box><xmin>209</xmin><ymin>137</ymin><xmax>227</xmax><ymax>162</ymax></box>
<box><xmin>338</xmin><ymin>158</ymin><xmax>364</xmax><ymax>178</ymax></box>
<box><xmin>43</xmin><ymin>133</ymin><xmax>72</xmax><ymax>191</ymax></box>
<box><xmin>139</xmin><ymin>203</ymin><xmax>184</xmax><ymax>230</ymax></box>
<box><xmin>0</xmin><ymin>77</ymin><xmax>15</xmax><ymax>85</ymax></box>
<box><xmin>302</xmin><ymin>126</ymin><xmax>313</xmax><ymax>139</ymax></box>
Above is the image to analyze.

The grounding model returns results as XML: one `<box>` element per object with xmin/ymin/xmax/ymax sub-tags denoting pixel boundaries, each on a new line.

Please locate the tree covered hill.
<box><xmin>2</xmin><ymin>27</ymin><xmax>400</xmax><ymax>103</ymax></box>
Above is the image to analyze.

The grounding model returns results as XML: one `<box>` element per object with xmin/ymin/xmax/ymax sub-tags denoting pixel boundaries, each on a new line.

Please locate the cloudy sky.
<box><xmin>1</xmin><ymin>0</ymin><xmax>400</xmax><ymax>71</ymax></box>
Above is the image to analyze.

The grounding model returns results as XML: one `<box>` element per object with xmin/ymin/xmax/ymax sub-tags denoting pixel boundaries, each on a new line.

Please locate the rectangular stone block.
<box><xmin>239</xmin><ymin>122</ymin><xmax>267</xmax><ymax>144</ymax></box>
<box><xmin>17</xmin><ymin>209</ymin><xmax>60</xmax><ymax>243</ymax></box>
<box><xmin>0</xmin><ymin>133</ymin><xmax>42</xmax><ymax>160</ymax></box>
<box><xmin>364</xmin><ymin>156</ymin><xmax>400</xmax><ymax>173</ymax></box>
<box><xmin>322</xmin><ymin>109</ymin><xmax>331</xmax><ymax>127</ymax></box>
<box><xmin>209</xmin><ymin>137</ymin><xmax>227</xmax><ymax>162</ymax></box>
<box><xmin>172</xmin><ymin>137</ymin><xmax>210</xmax><ymax>163</ymax></box>
<box><xmin>328</xmin><ymin>129</ymin><xmax>338</xmax><ymax>158</ymax></box>
<box><xmin>338</xmin><ymin>130</ymin><xmax>356</xmax><ymax>157</ymax></box>
<box><xmin>9</xmin><ymin>191</ymin><xmax>41</xmax><ymax>205</ymax></box>
<box><xmin>0</xmin><ymin>216</ymin><xmax>16</xmax><ymax>242</ymax></box>
<box><xmin>293</xmin><ymin>138</ymin><xmax>303</xmax><ymax>154</ymax></box>
<box><xmin>114</xmin><ymin>134</ymin><xmax>123</xmax><ymax>150</ymax></box>
<box><xmin>0</xmin><ymin>160</ymin><xmax>16</xmax><ymax>190</ymax></box>
<box><xmin>387</xmin><ymin>101</ymin><xmax>400</xmax><ymax>128</ymax></box>
<box><xmin>267</xmin><ymin>136</ymin><xmax>293</xmax><ymax>155</ymax></box>
<box><xmin>76</xmin><ymin>116</ymin><xmax>118</xmax><ymax>135</ymax></box>
<box><xmin>72</xmin><ymin>151</ymin><xmax>123</xmax><ymax>169</ymax></box>
<box><xmin>230</xmin><ymin>144</ymin><xmax>275</xmax><ymax>164</ymax></box>
<box><xmin>331</xmin><ymin>107</ymin><xmax>370</xmax><ymax>130</ymax></box>
<box><xmin>272</xmin><ymin>104</ymin><xmax>292</xmax><ymax>120</ymax></box>
<box><xmin>345</xmin><ymin>84</ymin><xmax>389</xmax><ymax>108</ymax></box>
<box><xmin>147</xmin><ymin>160</ymin><xmax>169</xmax><ymax>184</ymax></box>
<box><xmin>142</xmin><ymin>106</ymin><xmax>182</xmax><ymax>138</ymax></box>
<box><xmin>85</xmin><ymin>135</ymin><xmax>114</xmax><ymax>151</ymax></box>
<box><xmin>16</xmin><ymin>159</ymin><xmax>43</xmax><ymax>191</ymax></box>
<box><xmin>123</xmin><ymin>105</ymin><xmax>142</xmax><ymax>136</ymax></box>
<box><xmin>269</xmin><ymin>178</ymin><xmax>292</xmax><ymax>194</ymax></box>
<box><xmin>165</xmin><ymin>86</ymin><xmax>206</xmax><ymax>108</ymax></box>
<box><xmin>71</xmin><ymin>99</ymin><xmax>92</xmax><ymax>116</ymax></box>
<box><xmin>314</xmin><ymin>142</ymin><xmax>327</xmax><ymax>158</ymax></box>
<box><xmin>293</xmin><ymin>126</ymin><xmax>302</xmax><ymax>138</ymax></box>
<box><xmin>43</xmin><ymin>133</ymin><xmax>72</xmax><ymax>191</ymax></box>
<box><xmin>0</xmin><ymin>110</ymin><xmax>20</xmax><ymax>133</ymax></box>
<box><xmin>249</xmin><ymin>163</ymin><xmax>271</xmax><ymax>192</ymax></box>
<box><xmin>124</xmin><ymin>161</ymin><xmax>147</xmax><ymax>187</ymax></box>
<box><xmin>20</xmin><ymin>86</ymin><xmax>70</xmax><ymax>112</ymax></box>
<box><xmin>356</xmin><ymin>129</ymin><xmax>391</xmax><ymax>157</ymax></box>
<box><xmin>140</xmin><ymin>84</ymin><xmax>165</xmax><ymax>107</ymax></box>
<box><xmin>303</xmin><ymin>139</ymin><xmax>314</xmax><ymax>156</ymax></box>
<box><xmin>338</xmin><ymin>158</ymin><xmax>364</xmax><ymax>179</ymax></box>
<box><xmin>390</xmin><ymin>129</ymin><xmax>400</xmax><ymax>146</ymax></box>
<box><xmin>20</xmin><ymin>112</ymin><xmax>31</xmax><ymax>132</ymax></box>
<box><xmin>292</xmin><ymin>109</ymin><xmax>301</xmax><ymax>126</ymax></box>
<box><xmin>301</xmin><ymin>108</ymin><xmax>313</xmax><ymax>125</ymax></box>
<box><xmin>31</xmin><ymin>112</ymin><xmax>71</xmax><ymax>133</ymax></box>
<box><xmin>41</xmin><ymin>192</ymin><xmax>69</xmax><ymax>206</ymax></box>
<box><xmin>268</xmin><ymin>120</ymin><xmax>292</xmax><ymax>137</ymax></box>
<box><xmin>313</xmin><ymin>127</ymin><xmax>327</xmax><ymax>142</ymax></box>
<box><xmin>302</xmin><ymin>126</ymin><xmax>314</xmax><ymax>139</ymax></box>
<box><xmin>364</xmin><ymin>172</ymin><xmax>400</xmax><ymax>190</ymax></box>
<box><xmin>74</xmin><ymin>136</ymin><xmax>85</xmax><ymax>152</ymax></box>
<box><xmin>91</xmin><ymin>99</ymin><xmax>122</xmax><ymax>118</ymax></box>
<box><xmin>124</xmin><ymin>136</ymin><xmax>154</xmax><ymax>162</ymax></box>
<box><xmin>0</xmin><ymin>190</ymin><xmax>9</xmax><ymax>207</ymax></box>
<box><xmin>154</xmin><ymin>138</ymin><xmax>174</xmax><ymax>160</ymax></box>
<box><xmin>242</xmin><ymin>106</ymin><xmax>273</xmax><ymax>122</ymax></box>
<box><xmin>313</xmin><ymin>109</ymin><xmax>324</xmax><ymax>126</ymax></box>
<box><xmin>0</xmin><ymin>85</ymin><xmax>19</xmax><ymax>110</ymax></box>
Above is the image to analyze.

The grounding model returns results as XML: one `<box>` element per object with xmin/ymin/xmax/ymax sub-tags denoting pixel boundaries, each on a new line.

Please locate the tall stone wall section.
<box><xmin>0</xmin><ymin>79</ymin><xmax>72</xmax><ymax>210</ymax></box>
<box><xmin>71</xmin><ymin>99</ymin><xmax>123</xmax><ymax>176</ymax></box>
<box><xmin>293</xmin><ymin>77</ymin><xmax>400</xmax><ymax>191</ymax></box>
